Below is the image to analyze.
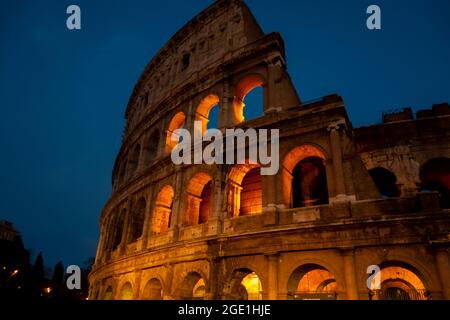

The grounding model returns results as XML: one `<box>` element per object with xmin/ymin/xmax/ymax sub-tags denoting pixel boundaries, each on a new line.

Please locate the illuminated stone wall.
<box><xmin>88</xmin><ymin>0</ymin><xmax>450</xmax><ymax>301</ymax></box>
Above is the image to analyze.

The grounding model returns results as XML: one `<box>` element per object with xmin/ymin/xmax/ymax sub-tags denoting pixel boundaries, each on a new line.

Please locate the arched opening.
<box><xmin>142</xmin><ymin>278</ymin><xmax>163</xmax><ymax>300</ymax></box>
<box><xmin>368</xmin><ymin>261</ymin><xmax>429</xmax><ymax>300</ymax></box>
<box><xmin>199</xmin><ymin>181</ymin><xmax>212</xmax><ymax>224</ymax></box>
<box><xmin>185</xmin><ymin>172</ymin><xmax>212</xmax><ymax>226</ymax></box>
<box><xmin>143</xmin><ymin>130</ymin><xmax>160</xmax><ymax>165</ymax></box>
<box><xmin>233</xmin><ymin>74</ymin><xmax>264</xmax><ymax>123</ymax></box>
<box><xmin>420</xmin><ymin>157</ymin><xmax>450</xmax><ymax>208</ymax></box>
<box><xmin>151</xmin><ymin>185</ymin><xmax>174</xmax><ymax>235</ymax></box>
<box><xmin>166</xmin><ymin>112</ymin><xmax>186</xmax><ymax>153</ymax></box>
<box><xmin>283</xmin><ymin>145</ymin><xmax>329</xmax><ymax>208</ymax></box>
<box><xmin>128</xmin><ymin>144</ymin><xmax>141</xmax><ymax>174</ymax></box>
<box><xmin>208</xmin><ymin>105</ymin><xmax>220</xmax><ymax>130</ymax></box>
<box><xmin>128</xmin><ymin>198</ymin><xmax>146</xmax><ymax>244</ymax></box>
<box><xmin>240</xmin><ymin>168</ymin><xmax>263</xmax><ymax>215</ymax></box>
<box><xmin>369</xmin><ymin>167</ymin><xmax>401</xmax><ymax>198</ymax></box>
<box><xmin>287</xmin><ymin>264</ymin><xmax>338</xmax><ymax>300</ymax></box>
<box><xmin>227</xmin><ymin>164</ymin><xmax>262</xmax><ymax>217</ymax></box>
<box><xmin>193</xmin><ymin>278</ymin><xmax>206</xmax><ymax>299</ymax></box>
<box><xmin>223</xmin><ymin>268</ymin><xmax>263</xmax><ymax>300</ymax></box>
<box><xmin>118</xmin><ymin>282</ymin><xmax>133</xmax><ymax>300</ymax></box>
<box><xmin>103</xmin><ymin>286</ymin><xmax>113</xmax><ymax>300</ymax></box>
<box><xmin>292</xmin><ymin>157</ymin><xmax>329</xmax><ymax>207</ymax></box>
<box><xmin>111</xmin><ymin>209</ymin><xmax>126</xmax><ymax>251</ymax></box>
<box><xmin>196</xmin><ymin>94</ymin><xmax>220</xmax><ymax>134</ymax></box>
<box><xmin>178</xmin><ymin>272</ymin><xmax>206</xmax><ymax>300</ymax></box>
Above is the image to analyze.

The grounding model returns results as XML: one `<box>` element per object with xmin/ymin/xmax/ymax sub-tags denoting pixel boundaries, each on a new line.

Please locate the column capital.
<box><xmin>327</xmin><ymin>119</ymin><xmax>346</xmax><ymax>132</ymax></box>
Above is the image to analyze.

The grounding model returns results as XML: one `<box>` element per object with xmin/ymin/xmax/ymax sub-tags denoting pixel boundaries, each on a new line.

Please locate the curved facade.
<box><xmin>89</xmin><ymin>0</ymin><xmax>450</xmax><ymax>300</ymax></box>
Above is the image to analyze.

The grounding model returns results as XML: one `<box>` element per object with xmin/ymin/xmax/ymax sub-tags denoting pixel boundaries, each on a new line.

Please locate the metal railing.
<box><xmin>289</xmin><ymin>291</ymin><xmax>338</xmax><ymax>300</ymax></box>
<box><xmin>369</xmin><ymin>289</ymin><xmax>431</xmax><ymax>300</ymax></box>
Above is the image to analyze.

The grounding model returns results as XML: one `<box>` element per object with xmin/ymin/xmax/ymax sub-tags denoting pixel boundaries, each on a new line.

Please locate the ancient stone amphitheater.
<box><xmin>88</xmin><ymin>0</ymin><xmax>450</xmax><ymax>300</ymax></box>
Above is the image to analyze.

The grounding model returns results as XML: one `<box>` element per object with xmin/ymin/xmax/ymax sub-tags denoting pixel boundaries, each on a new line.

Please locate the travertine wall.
<box><xmin>89</xmin><ymin>0</ymin><xmax>450</xmax><ymax>300</ymax></box>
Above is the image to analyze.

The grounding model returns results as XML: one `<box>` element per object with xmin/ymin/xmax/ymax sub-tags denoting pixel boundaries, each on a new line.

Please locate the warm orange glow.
<box><xmin>228</xmin><ymin>164</ymin><xmax>262</xmax><ymax>217</ymax></box>
<box><xmin>233</xmin><ymin>74</ymin><xmax>264</xmax><ymax>123</ymax></box>
<box><xmin>119</xmin><ymin>282</ymin><xmax>133</xmax><ymax>300</ymax></box>
<box><xmin>143</xmin><ymin>278</ymin><xmax>163</xmax><ymax>300</ymax></box>
<box><xmin>196</xmin><ymin>94</ymin><xmax>220</xmax><ymax>134</ymax></box>
<box><xmin>192</xmin><ymin>278</ymin><xmax>205</xmax><ymax>298</ymax></box>
<box><xmin>166</xmin><ymin>111</ymin><xmax>186</xmax><ymax>152</ymax></box>
<box><xmin>235</xmin><ymin>75</ymin><xmax>264</xmax><ymax>101</ymax></box>
<box><xmin>185</xmin><ymin>172</ymin><xmax>212</xmax><ymax>226</ymax></box>
<box><xmin>152</xmin><ymin>185</ymin><xmax>174</xmax><ymax>234</ymax></box>
<box><xmin>239</xmin><ymin>167</ymin><xmax>263</xmax><ymax>216</ymax></box>
<box><xmin>296</xmin><ymin>269</ymin><xmax>336</xmax><ymax>293</ymax></box>
<box><xmin>241</xmin><ymin>272</ymin><xmax>262</xmax><ymax>300</ymax></box>
<box><xmin>369</xmin><ymin>266</ymin><xmax>425</xmax><ymax>291</ymax></box>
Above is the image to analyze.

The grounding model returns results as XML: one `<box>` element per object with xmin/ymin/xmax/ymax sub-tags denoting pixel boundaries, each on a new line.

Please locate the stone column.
<box><xmin>342</xmin><ymin>248</ymin><xmax>359</xmax><ymax>300</ymax></box>
<box><xmin>262</xmin><ymin>173</ymin><xmax>275</xmax><ymax>208</ymax></box>
<box><xmin>266</xmin><ymin>254</ymin><xmax>279</xmax><ymax>300</ymax></box>
<box><xmin>435</xmin><ymin>248</ymin><xmax>450</xmax><ymax>300</ymax></box>
<box><xmin>164</xmin><ymin>263</ymin><xmax>175</xmax><ymax>300</ymax></box>
<box><xmin>133</xmin><ymin>270</ymin><xmax>143</xmax><ymax>300</ymax></box>
<box><xmin>184</xmin><ymin>100</ymin><xmax>195</xmax><ymax>134</ymax></box>
<box><xmin>170</xmin><ymin>168</ymin><xmax>184</xmax><ymax>240</ymax></box>
<box><xmin>141</xmin><ymin>186</ymin><xmax>154</xmax><ymax>249</ymax></box>
<box><xmin>95</xmin><ymin>222</ymin><xmax>106</xmax><ymax>263</ymax></box>
<box><xmin>120</xmin><ymin>199</ymin><xmax>132</xmax><ymax>253</ymax></box>
<box><xmin>209</xmin><ymin>169</ymin><xmax>225</xmax><ymax>235</ymax></box>
<box><xmin>232</xmin><ymin>183</ymin><xmax>243</xmax><ymax>217</ymax></box>
<box><xmin>206</xmin><ymin>257</ymin><xmax>221</xmax><ymax>300</ymax></box>
<box><xmin>328</xmin><ymin>123</ymin><xmax>346</xmax><ymax>198</ymax></box>
<box><xmin>137</xmin><ymin>135</ymin><xmax>145</xmax><ymax>172</ymax></box>
<box><xmin>221</xmin><ymin>79</ymin><xmax>242</xmax><ymax>127</ymax></box>
<box><xmin>158</xmin><ymin>119</ymin><xmax>168</xmax><ymax>159</ymax></box>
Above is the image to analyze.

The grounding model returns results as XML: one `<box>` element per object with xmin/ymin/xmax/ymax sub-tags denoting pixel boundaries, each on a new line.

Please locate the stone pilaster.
<box><xmin>435</xmin><ymin>247</ymin><xmax>450</xmax><ymax>299</ymax></box>
<box><xmin>341</xmin><ymin>248</ymin><xmax>359</xmax><ymax>300</ymax></box>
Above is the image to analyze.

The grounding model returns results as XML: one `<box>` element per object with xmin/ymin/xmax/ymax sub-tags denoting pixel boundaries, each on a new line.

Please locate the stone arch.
<box><xmin>222</xmin><ymin>268</ymin><xmax>264</xmax><ymax>300</ymax></box>
<box><xmin>287</xmin><ymin>263</ymin><xmax>338</xmax><ymax>300</ymax></box>
<box><xmin>165</xmin><ymin>111</ymin><xmax>186</xmax><ymax>153</ymax></box>
<box><xmin>368</xmin><ymin>167</ymin><xmax>401</xmax><ymax>198</ymax></box>
<box><xmin>177</xmin><ymin>271</ymin><xmax>207</xmax><ymax>300</ymax></box>
<box><xmin>143</xmin><ymin>129</ymin><xmax>160</xmax><ymax>165</ymax></box>
<box><xmin>195</xmin><ymin>94</ymin><xmax>220</xmax><ymax>134</ymax></box>
<box><xmin>227</xmin><ymin>164</ymin><xmax>262</xmax><ymax>217</ymax></box>
<box><xmin>102</xmin><ymin>210</ymin><xmax>115</xmax><ymax>253</ymax></box>
<box><xmin>368</xmin><ymin>261</ymin><xmax>430</xmax><ymax>300</ymax></box>
<box><xmin>141</xmin><ymin>278</ymin><xmax>163</xmax><ymax>300</ymax></box>
<box><xmin>111</xmin><ymin>208</ymin><xmax>126</xmax><ymax>251</ymax></box>
<box><xmin>282</xmin><ymin>145</ymin><xmax>329</xmax><ymax>208</ymax></box>
<box><xmin>128</xmin><ymin>143</ymin><xmax>141</xmax><ymax>175</ymax></box>
<box><xmin>233</xmin><ymin>74</ymin><xmax>265</xmax><ymax>123</ymax></box>
<box><xmin>151</xmin><ymin>185</ymin><xmax>174</xmax><ymax>234</ymax></box>
<box><xmin>128</xmin><ymin>197</ymin><xmax>146</xmax><ymax>244</ymax></box>
<box><xmin>420</xmin><ymin>157</ymin><xmax>450</xmax><ymax>208</ymax></box>
<box><xmin>103</xmin><ymin>285</ymin><xmax>113</xmax><ymax>300</ymax></box>
<box><xmin>185</xmin><ymin>172</ymin><xmax>213</xmax><ymax>226</ymax></box>
<box><xmin>118</xmin><ymin>282</ymin><xmax>133</xmax><ymax>300</ymax></box>
<box><xmin>357</xmin><ymin>252</ymin><xmax>438</xmax><ymax>297</ymax></box>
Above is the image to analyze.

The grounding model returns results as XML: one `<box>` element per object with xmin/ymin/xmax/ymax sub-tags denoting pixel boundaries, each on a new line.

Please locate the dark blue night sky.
<box><xmin>1</xmin><ymin>0</ymin><xmax>449</xmax><ymax>267</ymax></box>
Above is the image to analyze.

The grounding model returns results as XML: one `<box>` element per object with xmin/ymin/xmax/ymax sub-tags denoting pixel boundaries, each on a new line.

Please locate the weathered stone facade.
<box><xmin>88</xmin><ymin>0</ymin><xmax>450</xmax><ymax>300</ymax></box>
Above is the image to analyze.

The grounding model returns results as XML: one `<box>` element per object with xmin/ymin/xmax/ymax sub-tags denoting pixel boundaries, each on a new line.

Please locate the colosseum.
<box><xmin>88</xmin><ymin>0</ymin><xmax>450</xmax><ymax>300</ymax></box>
